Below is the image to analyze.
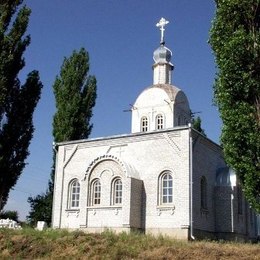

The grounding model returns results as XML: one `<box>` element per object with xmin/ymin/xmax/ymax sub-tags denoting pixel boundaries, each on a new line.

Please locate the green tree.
<box><xmin>27</xmin><ymin>48</ymin><xmax>97</xmax><ymax>226</ymax></box>
<box><xmin>209</xmin><ymin>0</ymin><xmax>260</xmax><ymax>212</ymax></box>
<box><xmin>192</xmin><ymin>116</ymin><xmax>206</xmax><ymax>136</ymax></box>
<box><xmin>0</xmin><ymin>0</ymin><xmax>42</xmax><ymax>210</ymax></box>
<box><xmin>0</xmin><ymin>210</ymin><xmax>19</xmax><ymax>222</ymax></box>
<box><xmin>27</xmin><ymin>192</ymin><xmax>52</xmax><ymax>226</ymax></box>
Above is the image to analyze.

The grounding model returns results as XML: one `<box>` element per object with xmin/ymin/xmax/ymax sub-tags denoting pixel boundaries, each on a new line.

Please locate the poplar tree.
<box><xmin>27</xmin><ymin>48</ymin><xmax>97</xmax><ymax>225</ymax></box>
<box><xmin>209</xmin><ymin>0</ymin><xmax>260</xmax><ymax>212</ymax></box>
<box><xmin>0</xmin><ymin>0</ymin><xmax>42</xmax><ymax>210</ymax></box>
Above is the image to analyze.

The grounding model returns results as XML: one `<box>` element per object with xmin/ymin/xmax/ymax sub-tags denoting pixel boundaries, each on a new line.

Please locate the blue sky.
<box><xmin>5</xmin><ymin>0</ymin><xmax>220</xmax><ymax>220</ymax></box>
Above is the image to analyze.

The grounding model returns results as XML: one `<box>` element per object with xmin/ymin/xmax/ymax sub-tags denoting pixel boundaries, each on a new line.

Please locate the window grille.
<box><xmin>141</xmin><ymin>116</ymin><xmax>148</xmax><ymax>132</ymax></box>
<box><xmin>69</xmin><ymin>180</ymin><xmax>80</xmax><ymax>208</ymax></box>
<box><xmin>156</xmin><ymin>114</ymin><xmax>164</xmax><ymax>130</ymax></box>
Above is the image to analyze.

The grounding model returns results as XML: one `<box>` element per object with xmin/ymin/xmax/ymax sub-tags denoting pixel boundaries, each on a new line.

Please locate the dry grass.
<box><xmin>0</xmin><ymin>228</ymin><xmax>259</xmax><ymax>259</ymax></box>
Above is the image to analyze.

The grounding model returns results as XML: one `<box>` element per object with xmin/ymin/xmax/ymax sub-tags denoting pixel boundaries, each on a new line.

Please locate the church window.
<box><xmin>200</xmin><ymin>176</ymin><xmax>207</xmax><ymax>210</ymax></box>
<box><xmin>237</xmin><ymin>186</ymin><xmax>243</xmax><ymax>214</ymax></box>
<box><xmin>68</xmin><ymin>179</ymin><xmax>80</xmax><ymax>209</ymax></box>
<box><xmin>250</xmin><ymin>207</ymin><xmax>254</xmax><ymax>226</ymax></box>
<box><xmin>156</xmin><ymin>114</ymin><xmax>164</xmax><ymax>130</ymax></box>
<box><xmin>177</xmin><ymin>115</ymin><xmax>181</xmax><ymax>126</ymax></box>
<box><xmin>159</xmin><ymin>172</ymin><xmax>173</xmax><ymax>204</ymax></box>
<box><xmin>141</xmin><ymin>116</ymin><xmax>148</xmax><ymax>132</ymax></box>
<box><xmin>112</xmin><ymin>178</ymin><xmax>122</xmax><ymax>205</ymax></box>
<box><xmin>92</xmin><ymin>179</ymin><xmax>101</xmax><ymax>205</ymax></box>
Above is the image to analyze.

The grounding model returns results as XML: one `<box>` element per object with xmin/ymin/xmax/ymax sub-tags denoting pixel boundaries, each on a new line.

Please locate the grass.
<box><xmin>0</xmin><ymin>228</ymin><xmax>259</xmax><ymax>259</ymax></box>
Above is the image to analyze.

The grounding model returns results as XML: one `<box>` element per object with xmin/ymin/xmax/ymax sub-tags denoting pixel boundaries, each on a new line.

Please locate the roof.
<box><xmin>142</xmin><ymin>84</ymin><xmax>181</xmax><ymax>101</ymax></box>
<box><xmin>153</xmin><ymin>45</ymin><xmax>172</xmax><ymax>64</ymax></box>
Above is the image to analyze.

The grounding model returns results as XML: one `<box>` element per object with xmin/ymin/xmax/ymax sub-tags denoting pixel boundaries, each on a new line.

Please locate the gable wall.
<box><xmin>52</xmin><ymin>128</ymin><xmax>191</xmax><ymax>236</ymax></box>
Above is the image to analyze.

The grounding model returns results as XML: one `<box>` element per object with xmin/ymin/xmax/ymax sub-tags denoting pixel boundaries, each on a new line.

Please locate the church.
<box><xmin>52</xmin><ymin>18</ymin><xmax>259</xmax><ymax>241</ymax></box>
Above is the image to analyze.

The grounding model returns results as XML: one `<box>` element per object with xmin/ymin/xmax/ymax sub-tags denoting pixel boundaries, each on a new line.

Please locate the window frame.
<box><xmin>177</xmin><ymin>115</ymin><xmax>181</xmax><ymax>126</ymax></box>
<box><xmin>200</xmin><ymin>176</ymin><xmax>207</xmax><ymax>210</ymax></box>
<box><xmin>68</xmin><ymin>179</ymin><xmax>80</xmax><ymax>209</ymax></box>
<box><xmin>237</xmin><ymin>186</ymin><xmax>243</xmax><ymax>215</ymax></box>
<box><xmin>141</xmin><ymin>116</ymin><xmax>148</xmax><ymax>132</ymax></box>
<box><xmin>91</xmin><ymin>179</ymin><xmax>101</xmax><ymax>206</ymax></box>
<box><xmin>158</xmin><ymin>171</ymin><xmax>173</xmax><ymax>205</ymax></box>
<box><xmin>156</xmin><ymin>114</ymin><xmax>164</xmax><ymax>130</ymax></box>
<box><xmin>111</xmin><ymin>178</ymin><xmax>123</xmax><ymax>205</ymax></box>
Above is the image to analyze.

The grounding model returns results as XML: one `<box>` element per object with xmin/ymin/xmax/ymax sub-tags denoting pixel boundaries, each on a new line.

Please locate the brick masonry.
<box><xmin>52</xmin><ymin>127</ymin><xmax>258</xmax><ymax>240</ymax></box>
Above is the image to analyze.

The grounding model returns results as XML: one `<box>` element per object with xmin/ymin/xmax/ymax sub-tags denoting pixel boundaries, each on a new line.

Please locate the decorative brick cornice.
<box><xmin>83</xmin><ymin>154</ymin><xmax>139</xmax><ymax>181</ymax></box>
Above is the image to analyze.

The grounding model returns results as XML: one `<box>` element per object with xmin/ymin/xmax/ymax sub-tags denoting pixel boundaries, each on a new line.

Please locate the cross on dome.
<box><xmin>156</xmin><ymin>17</ymin><xmax>169</xmax><ymax>44</ymax></box>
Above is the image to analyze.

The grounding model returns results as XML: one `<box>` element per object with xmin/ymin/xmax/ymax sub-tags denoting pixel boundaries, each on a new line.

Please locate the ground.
<box><xmin>0</xmin><ymin>228</ymin><xmax>259</xmax><ymax>259</ymax></box>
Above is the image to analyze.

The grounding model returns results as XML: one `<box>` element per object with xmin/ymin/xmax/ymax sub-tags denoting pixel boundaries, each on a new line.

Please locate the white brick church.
<box><xmin>52</xmin><ymin>18</ymin><xmax>259</xmax><ymax>240</ymax></box>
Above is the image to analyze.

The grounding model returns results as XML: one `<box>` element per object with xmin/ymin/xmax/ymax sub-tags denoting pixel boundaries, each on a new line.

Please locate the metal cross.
<box><xmin>156</xmin><ymin>17</ymin><xmax>169</xmax><ymax>44</ymax></box>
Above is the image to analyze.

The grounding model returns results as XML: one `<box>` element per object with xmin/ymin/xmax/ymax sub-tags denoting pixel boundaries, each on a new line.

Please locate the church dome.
<box><xmin>216</xmin><ymin>167</ymin><xmax>237</xmax><ymax>187</ymax></box>
<box><xmin>134</xmin><ymin>84</ymin><xmax>180</xmax><ymax>107</ymax></box>
<box><xmin>131</xmin><ymin>18</ymin><xmax>191</xmax><ymax>133</ymax></box>
<box><xmin>153</xmin><ymin>45</ymin><xmax>172</xmax><ymax>64</ymax></box>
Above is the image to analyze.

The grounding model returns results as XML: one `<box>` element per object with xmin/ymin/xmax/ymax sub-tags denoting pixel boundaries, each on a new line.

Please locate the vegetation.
<box><xmin>0</xmin><ymin>228</ymin><xmax>259</xmax><ymax>259</ymax></box>
<box><xmin>209</xmin><ymin>0</ymin><xmax>260</xmax><ymax>212</ymax></box>
<box><xmin>27</xmin><ymin>190</ymin><xmax>52</xmax><ymax>227</ymax></box>
<box><xmin>27</xmin><ymin>48</ymin><xmax>97</xmax><ymax>226</ymax></box>
<box><xmin>192</xmin><ymin>116</ymin><xmax>206</xmax><ymax>136</ymax></box>
<box><xmin>0</xmin><ymin>210</ymin><xmax>19</xmax><ymax>222</ymax></box>
<box><xmin>0</xmin><ymin>0</ymin><xmax>42</xmax><ymax>210</ymax></box>
<box><xmin>52</xmin><ymin>48</ymin><xmax>97</xmax><ymax>143</ymax></box>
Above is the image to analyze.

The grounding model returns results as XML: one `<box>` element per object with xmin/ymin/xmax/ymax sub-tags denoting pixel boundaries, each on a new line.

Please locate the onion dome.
<box><xmin>153</xmin><ymin>44</ymin><xmax>172</xmax><ymax>64</ymax></box>
<box><xmin>216</xmin><ymin>167</ymin><xmax>237</xmax><ymax>187</ymax></box>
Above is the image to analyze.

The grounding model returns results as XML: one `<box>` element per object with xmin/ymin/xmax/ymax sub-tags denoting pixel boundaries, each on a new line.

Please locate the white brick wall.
<box><xmin>52</xmin><ymin>127</ymin><xmax>258</xmax><ymax>240</ymax></box>
<box><xmin>53</xmin><ymin>128</ymin><xmax>191</xmax><ymax>236</ymax></box>
<box><xmin>131</xmin><ymin>85</ymin><xmax>191</xmax><ymax>133</ymax></box>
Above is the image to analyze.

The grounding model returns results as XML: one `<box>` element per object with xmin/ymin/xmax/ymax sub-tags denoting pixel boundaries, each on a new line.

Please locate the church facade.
<box><xmin>52</xmin><ymin>18</ymin><xmax>259</xmax><ymax>241</ymax></box>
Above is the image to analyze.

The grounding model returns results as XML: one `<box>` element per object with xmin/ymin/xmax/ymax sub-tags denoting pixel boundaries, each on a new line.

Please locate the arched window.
<box><xmin>250</xmin><ymin>208</ymin><xmax>254</xmax><ymax>226</ymax></box>
<box><xmin>159</xmin><ymin>172</ymin><xmax>173</xmax><ymax>204</ymax></box>
<box><xmin>177</xmin><ymin>115</ymin><xmax>181</xmax><ymax>126</ymax></box>
<box><xmin>237</xmin><ymin>186</ymin><xmax>243</xmax><ymax>214</ymax></box>
<box><xmin>68</xmin><ymin>179</ymin><xmax>80</xmax><ymax>209</ymax></box>
<box><xmin>200</xmin><ymin>176</ymin><xmax>207</xmax><ymax>209</ymax></box>
<box><xmin>141</xmin><ymin>116</ymin><xmax>148</xmax><ymax>132</ymax></box>
<box><xmin>112</xmin><ymin>178</ymin><xmax>122</xmax><ymax>205</ymax></box>
<box><xmin>91</xmin><ymin>179</ymin><xmax>101</xmax><ymax>205</ymax></box>
<box><xmin>156</xmin><ymin>114</ymin><xmax>164</xmax><ymax>130</ymax></box>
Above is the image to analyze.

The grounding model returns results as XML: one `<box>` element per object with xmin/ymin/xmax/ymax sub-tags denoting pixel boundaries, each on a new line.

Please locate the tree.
<box><xmin>0</xmin><ymin>210</ymin><xmax>19</xmax><ymax>222</ymax></box>
<box><xmin>209</xmin><ymin>0</ymin><xmax>260</xmax><ymax>212</ymax></box>
<box><xmin>27</xmin><ymin>48</ymin><xmax>97</xmax><ymax>226</ymax></box>
<box><xmin>27</xmin><ymin>192</ymin><xmax>52</xmax><ymax>226</ymax></box>
<box><xmin>0</xmin><ymin>1</ymin><xmax>42</xmax><ymax>210</ymax></box>
<box><xmin>192</xmin><ymin>116</ymin><xmax>206</xmax><ymax>136</ymax></box>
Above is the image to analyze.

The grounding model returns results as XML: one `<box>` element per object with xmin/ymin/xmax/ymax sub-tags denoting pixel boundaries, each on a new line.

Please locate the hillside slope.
<box><xmin>0</xmin><ymin>229</ymin><xmax>259</xmax><ymax>259</ymax></box>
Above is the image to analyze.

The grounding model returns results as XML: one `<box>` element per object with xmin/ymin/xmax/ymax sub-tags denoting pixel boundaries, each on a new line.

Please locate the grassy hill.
<box><xmin>0</xmin><ymin>228</ymin><xmax>259</xmax><ymax>259</ymax></box>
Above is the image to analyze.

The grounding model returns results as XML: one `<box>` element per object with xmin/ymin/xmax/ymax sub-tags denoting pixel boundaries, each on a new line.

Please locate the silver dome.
<box><xmin>153</xmin><ymin>45</ymin><xmax>172</xmax><ymax>63</ymax></box>
<box><xmin>216</xmin><ymin>167</ymin><xmax>237</xmax><ymax>187</ymax></box>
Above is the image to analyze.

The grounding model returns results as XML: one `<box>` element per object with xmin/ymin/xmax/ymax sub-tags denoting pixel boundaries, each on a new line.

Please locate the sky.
<box><xmin>5</xmin><ymin>0</ymin><xmax>220</xmax><ymax>221</ymax></box>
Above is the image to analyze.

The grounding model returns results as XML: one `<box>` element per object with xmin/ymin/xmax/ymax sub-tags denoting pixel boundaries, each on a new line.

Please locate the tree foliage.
<box><xmin>0</xmin><ymin>0</ymin><xmax>42</xmax><ymax>210</ymax></box>
<box><xmin>0</xmin><ymin>210</ymin><xmax>19</xmax><ymax>222</ymax></box>
<box><xmin>209</xmin><ymin>0</ymin><xmax>260</xmax><ymax>212</ymax></box>
<box><xmin>192</xmin><ymin>116</ymin><xmax>206</xmax><ymax>136</ymax></box>
<box><xmin>27</xmin><ymin>192</ymin><xmax>52</xmax><ymax>226</ymax></box>
<box><xmin>27</xmin><ymin>48</ymin><xmax>97</xmax><ymax>226</ymax></box>
<box><xmin>52</xmin><ymin>48</ymin><xmax>97</xmax><ymax>142</ymax></box>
